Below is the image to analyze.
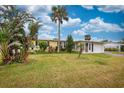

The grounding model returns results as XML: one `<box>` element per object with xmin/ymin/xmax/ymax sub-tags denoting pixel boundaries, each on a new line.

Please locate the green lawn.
<box><xmin>111</xmin><ymin>51</ymin><xmax>124</xmax><ymax>54</ymax></box>
<box><xmin>0</xmin><ymin>53</ymin><xmax>124</xmax><ymax>88</ymax></box>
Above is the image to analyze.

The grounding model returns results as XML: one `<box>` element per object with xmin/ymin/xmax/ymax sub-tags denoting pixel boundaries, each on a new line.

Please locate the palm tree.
<box><xmin>0</xmin><ymin>5</ymin><xmax>34</xmax><ymax>64</ymax></box>
<box><xmin>28</xmin><ymin>21</ymin><xmax>42</xmax><ymax>49</ymax></box>
<box><xmin>0</xmin><ymin>21</ymin><xmax>11</xmax><ymax>64</ymax></box>
<box><xmin>51</xmin><ymin>6</ymin><xmax>69</xmax><ymax>53</ymax></box>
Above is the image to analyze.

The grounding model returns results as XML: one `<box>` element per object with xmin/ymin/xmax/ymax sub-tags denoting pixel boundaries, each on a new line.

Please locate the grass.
<box><xmin>111</xmin><ymin>51</ymin><xmax>124</xmax><ymax>54</ymax></box>
<box><xmin>0</xmin><ymin>53</ymin><xmax>124</xmax><ymax>88</ymax></box>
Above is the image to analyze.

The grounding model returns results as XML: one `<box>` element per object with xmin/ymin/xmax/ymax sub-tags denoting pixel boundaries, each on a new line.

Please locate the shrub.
<box><xmin>121</xmin><ymin>45</ymin><xmax>124</xmax><ymax>52</ymax></box>
<box><xmin>105</xmin><ymin>48</ymin><xmax>118</xmax><ymax>51</ymax></box>
<box><xmin>39</xmin><ymin>41</ymin><xmax>48</xmax><ymax>51</ymax></box>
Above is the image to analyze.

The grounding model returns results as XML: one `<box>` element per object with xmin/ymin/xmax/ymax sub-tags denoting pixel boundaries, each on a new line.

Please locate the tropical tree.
<box><xmin>51</xmin><ymin>6</ymin><xmax>69</xmax><ymax>53</ymax></box>
<box><xmin>66</xmin><ymin>35</ymin><xmax>74</xmax><ymax>53</ymax></box>
<box><xmin>28</xmin><ymin>21</ymin><xmax>42</xmax><ymax>48</ymax></box>
<box><xmin>0</xmin><ymin>5</ymin><xmax>33</xmax><ymax>64</ymax></box>
<box><xmin>0</xmin><ymin>21</ymin><xmax>12</xmax><ymax>64</ymax></box>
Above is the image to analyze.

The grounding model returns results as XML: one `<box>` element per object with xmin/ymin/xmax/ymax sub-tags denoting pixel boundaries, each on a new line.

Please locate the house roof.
<box><xmin>38</xmin><ymin>39</ymin><xmax>104</xmax><ymax>44</ymax></box>
<box><xmin>75</xmin><ymin>40</ymin><xmax>104</xmax><ymax>44</ymax></box>
<box><xmin>38</xmin><ymin>39</ymin><xmax>66</xmax><ymax>42</ymax></box>
<box><xmin>104</xmin><ymin>42</ymin><xmax>124</xmax><ymax>45</ymax></box>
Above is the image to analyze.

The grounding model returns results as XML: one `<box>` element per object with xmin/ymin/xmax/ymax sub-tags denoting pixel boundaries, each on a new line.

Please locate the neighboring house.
<box><xmin>38</xmin><ymin>39</ymin><xmax>104</xmax><ymax>53</ymax></box>
<box><xmin>104</xmin><ymin>42</ymin><xmax>124</xmax><ymax>52</ymax></box>
<box><xmin>29</xmin><ymin>40</ymin><xmax>40</xmax><ymax>52</ymax></box>
<box><xmin>74</xmin><ymin>40</ymin><xmax>104</xmax><ymax>53</ymax></box>
<box><xmin>30</xmin><ymin>37</ymin><xmax>124</xmax><ymax>53</ymax></box>
<box><xmin>74</xmin><ymin>35</ymin><xmax>104</xmax><ymax>53</ymax></box>
<box><xmin>39</xmin><ymin>40</ymin><xmax>65</xmax><ymax>48</ymax></box>
<box><xmin>38</xmin><ymin>40</ymin><xmax>66</xmax><ymax>51</ymax></box>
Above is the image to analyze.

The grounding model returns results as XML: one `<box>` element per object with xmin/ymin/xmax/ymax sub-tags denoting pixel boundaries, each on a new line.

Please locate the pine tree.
<box><xmin>66</xmin><ymin>35</ymin><xmax>74</xmax><ymax>53</ymax></box>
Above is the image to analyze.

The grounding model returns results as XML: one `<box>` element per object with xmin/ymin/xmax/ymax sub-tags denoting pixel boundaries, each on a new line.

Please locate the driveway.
<box><xmin>104</xmin><ymin>52</ymin><xmax>124</xmax><ymax>57</ymax></box>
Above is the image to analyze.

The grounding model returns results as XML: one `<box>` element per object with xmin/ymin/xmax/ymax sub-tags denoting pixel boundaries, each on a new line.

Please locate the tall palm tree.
<box><xmin>51</xmin><ymin>6</ymin><xmax>69</xmax><ymax>53</ymax></box>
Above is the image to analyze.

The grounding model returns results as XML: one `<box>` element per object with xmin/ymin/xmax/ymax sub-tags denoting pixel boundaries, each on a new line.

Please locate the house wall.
<box><xmin>82</xmin><ymin>42</ymin><xmax>104</xmax><ymax>53</ymax></box>
<box><xmin>104</xmin><ymin>42</ymin><xmax>124</xmax><ymax>52</ymax></box>
<box><xmin>104</xmin><ymin>43</ymin><xmax>119</xmax><ymax>48</ymax></box>
<box><xmin>93</xmin><ymin>43</ymin><xmax>104</xmax><ymax>53</ymax></box>
<box><xmin>74</xmin><ymin>42</ymin><xmax>84</xmax><ymax>51</ymax></box>
<box><xmin>38</xmin><ymin>40</ymin><xmax>104</xmax><ymax>53</ymax></box>
<box><xmin>31</xmin><ymin>40</ymin><xmax>36</xmax><ymax>46</ymax></box>
<box><xmin>49</xmin><ymin>41</ymin><xmax>57</xmax><ymax>48</ymax></box>
<box><xmin>60</xmin><ymin>41</ymin><xmax>66</xmax><ymax>49</ymax></box>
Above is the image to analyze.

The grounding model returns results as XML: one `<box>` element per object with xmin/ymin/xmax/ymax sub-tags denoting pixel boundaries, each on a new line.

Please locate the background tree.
<box><xmin>120</xmin><ymin>38</ymin><xmax>124</xmax><ymax>44</ymax></box>
<box><xmin>101</xmin><ymin>40</ymin><xmax>108</xmax><ymax>42</ymax></box>
<box><xmin>66</xmin><ymin>35</ymin><xmax>74</xmax><ymax>53</ymax></box>
<box><xmin>39</xmin><ymin>41</ymin><xmax>48</xmax><ymax>51</ymax></box>
<box><xmin>120</xmin><ymin>38</ymin><xmax>124</xmax><ymax>52</ymax></box>
<box><xmin>28</xmin><ymin>21</ymin><xmax>42</xmax><ymax>48</ymax></box>
<box><xmin>51</xmin><ymin>6</ymin><xmax>69</xmax><ymax>53</ymax></box>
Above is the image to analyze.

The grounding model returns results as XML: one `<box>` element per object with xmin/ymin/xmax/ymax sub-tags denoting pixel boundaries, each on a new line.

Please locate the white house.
<box><xmin>74</xmin><ymin>40</ymin><xmax>104</xmax><ymax>53</ymax></box>
<box><xmin>104</xmin><ymin>42</ymin><xmax>124</xmax><ymax>52</ymax></box>
<box><xmin>32</xmin><ymin>35</ymin><xmax>124</xmax><ymax>53</ymax></box>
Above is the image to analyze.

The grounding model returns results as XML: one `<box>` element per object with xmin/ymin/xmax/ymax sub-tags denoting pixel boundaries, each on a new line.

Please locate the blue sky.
<box><xmin>19</xmin><ymin>5</ymin><xmax>124</xmax><ymax>41</ymax></box>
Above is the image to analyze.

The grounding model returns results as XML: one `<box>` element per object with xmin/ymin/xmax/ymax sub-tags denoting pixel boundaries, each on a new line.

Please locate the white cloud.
<box><xmin>38</xmin><ymin>33</ymin><xmax>55</xmax><ymax>40</ymax></box>
<box><xmin>41</xmin><ymin>15</ymin><xmax>52</xmax><ymax>24</ymax></box>
<box><xmin>92</xmin><ymin>37</ymin><xmax>104</xmax><ymax>41</ymax></box>
<box><xmin>81</xmin><ymin>5</ymin><xmax>124</xmax><ymax>13</ymax></box>
<box><xmin>97</xmin><ymin>5</ymin><xmax>124</xmax><ymax>13</ymax></box>
<box><xmin>73</xmin><ymin>30</ymin><xmax>86</xmax><ymax>35</ymax></box>
<box><xmin>63</xmin><ymin>17</ymin><xmax>81</xmax><ymax>27</ymax></box>
<box><xmin>24</xmin><ymin>5</ymin><xmax>56</xmax><ymax>40</ymax></box>
<box><xmin>80</xmin><ymin>17</ymin><xmax>124</xmax><ymax>32</ymax></box>
<box><xmin>41</xmin><ymin>25</ymin><xmax>53</xmax><ymax>32</ymax></box>
<box><xmin>25</xmin><ymin>5</ymin><xmax>53</xmax><ymax>24</ymax></box>
<box><xmin>72</xmin><ymin>17</ymin><xmax>124</xmax><ymax>38</ymax></box>
<box><xmin>26</xmin><ymin>5</ymin><xmax>52</xmax><ymax>15</ymax></box>
<box><xmin>81</xmin><ymin>5</ymin><xmax>94</xmax><ymax>10</ymax></box>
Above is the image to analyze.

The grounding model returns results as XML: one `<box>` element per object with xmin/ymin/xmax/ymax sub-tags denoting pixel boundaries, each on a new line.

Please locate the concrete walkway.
<box><xmin>104</xmin><ymin>52</ymin><xmax>124</xmax><ymax>57</ymax></box>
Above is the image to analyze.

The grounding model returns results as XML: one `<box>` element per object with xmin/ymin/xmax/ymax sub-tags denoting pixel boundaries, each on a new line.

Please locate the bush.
<box><xmin>105</xmin><ymin>48</ymin><xmax>118</xmax><ymax>51</ymax></box>
<box><xmin>61</xmin><ymin>47</ymin><xmax>66</xmax><ymax>51</ymax></box>
<box><xmin>39</xmin><ymin>41</ymin><xmax>48</xmax><ymax>51</ymax></box>
<box><xmin>121</xmin><ymin>45</ymin><xmax>124</xmax><ymax>52</ymax></box>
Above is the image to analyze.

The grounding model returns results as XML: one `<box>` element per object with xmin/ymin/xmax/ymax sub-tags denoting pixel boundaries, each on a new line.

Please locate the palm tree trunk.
<box><xmin>57</xmin><ymin>21</ymin><xmax>61</xmax><ymax>53</ymax></box>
